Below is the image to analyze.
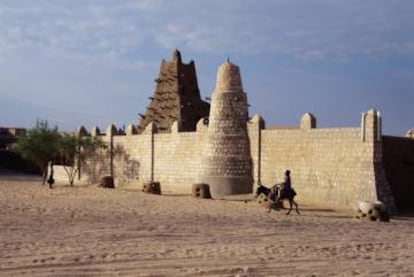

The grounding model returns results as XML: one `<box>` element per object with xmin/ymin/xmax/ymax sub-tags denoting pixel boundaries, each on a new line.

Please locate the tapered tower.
<box><xmin>198</xmin><ymin>61</ymin><xmax>253</xmax><ymax>199</ymax></box>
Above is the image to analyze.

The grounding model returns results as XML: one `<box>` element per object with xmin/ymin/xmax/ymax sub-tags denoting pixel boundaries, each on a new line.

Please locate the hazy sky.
<box><xmin>0</xmin><ymin>0</ymin><xmax>413</xmax><ymax>135</ymax></box>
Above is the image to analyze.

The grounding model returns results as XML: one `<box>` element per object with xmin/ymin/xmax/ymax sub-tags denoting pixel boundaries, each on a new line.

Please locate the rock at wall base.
<box><xmin>192</xmin><ymin>183</ymin><xmax>211</xmax><ymax>199</ymax></box>
<box><xmin>142</xmin><ymin>181</ymin><xmax>161</xmax><ymax>195</ymax></box>
<box><xmin>100</xmin><ymin>176</ymin><xmax>114</xmax><ymax>188</ymax></box>
<box><xmin>356</xmin><ymin>200</ymin><xmax>390</xmax><ymax>222</ymax></box>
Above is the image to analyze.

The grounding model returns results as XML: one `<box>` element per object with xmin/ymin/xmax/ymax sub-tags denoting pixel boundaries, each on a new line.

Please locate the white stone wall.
<box><xmin>80</xmin><ymin>109</ymin><xmax>397</xmax><ymax>211</ymax></box>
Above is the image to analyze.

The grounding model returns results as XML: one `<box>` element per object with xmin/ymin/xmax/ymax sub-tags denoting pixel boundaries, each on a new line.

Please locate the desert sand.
<box><xmin>1</xmin><ymin>175</ymin><xmax>414</xmax><ymax>277</ymax></box>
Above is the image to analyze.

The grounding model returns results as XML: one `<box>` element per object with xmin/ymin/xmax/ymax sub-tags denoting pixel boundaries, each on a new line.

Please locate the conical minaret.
<box><xmin>198</xmin><ymin>61</ymin><xmax>253</xmax><ymax>199</ymax></box>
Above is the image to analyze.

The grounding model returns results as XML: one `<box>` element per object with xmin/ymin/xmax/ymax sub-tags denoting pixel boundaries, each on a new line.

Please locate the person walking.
<box><xmin>282</xmin><ymin>170</ymin><xmax>299</xmax><ymax>214</ymax></box>
<box><xmin>47</xmin><ymin>161</ymin><xmax>55</xmax><ymax>189</ymax></box>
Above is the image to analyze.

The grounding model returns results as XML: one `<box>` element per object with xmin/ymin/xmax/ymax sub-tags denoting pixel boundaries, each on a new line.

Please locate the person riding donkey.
<box><xmin>268</xmin><ymin>170</ymin><xmax>299</xmax><ymax>214</ymax></box>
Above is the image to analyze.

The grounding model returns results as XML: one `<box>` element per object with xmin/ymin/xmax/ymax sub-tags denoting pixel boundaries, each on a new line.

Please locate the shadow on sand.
<box><xmin>0</xmin><ymin>171</ymin><xmax>42</xmax><ymax>182</ymax></box>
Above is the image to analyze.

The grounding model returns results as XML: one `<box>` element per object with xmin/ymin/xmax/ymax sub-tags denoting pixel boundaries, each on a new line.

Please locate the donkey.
<box><xmin>255</xmin><ymin>184</ymin><xmax>300</xmax><ymax>215</ymax></box>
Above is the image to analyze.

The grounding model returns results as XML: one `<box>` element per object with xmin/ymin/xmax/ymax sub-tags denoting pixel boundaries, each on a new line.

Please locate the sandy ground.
<box><xmin>1</xmin><ymin>176</ymin><xmax>414</xmax><ymax>277</ymax></box>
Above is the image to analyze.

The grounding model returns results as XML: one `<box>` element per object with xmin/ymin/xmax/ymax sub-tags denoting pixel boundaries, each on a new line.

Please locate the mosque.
<box><xmin>75</xmin><ymin>50</ymin><xmax>414</xmax><ymax>213</ymax></box>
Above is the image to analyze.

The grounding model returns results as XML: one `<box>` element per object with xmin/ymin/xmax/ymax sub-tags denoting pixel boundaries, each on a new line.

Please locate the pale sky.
<box><xmin>0</xmin><ymin>0</ymin><xmax>413</xmax><ymax>135</ymax></box>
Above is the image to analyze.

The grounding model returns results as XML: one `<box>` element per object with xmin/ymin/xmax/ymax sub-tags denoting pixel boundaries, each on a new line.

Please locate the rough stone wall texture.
<box><xmin>81</xmin><ymin>134</ymin><xmax>112</xmax><ymax>184</ymax></box>
<box><xmin>153</xmin><ymin>130</ymin><xmax>205</xmax><ymax>193</ymax></box>
<box><xmin>111</xmin><ymin>134</ymin><xmax>147</xmax><ymax>188</ymax></box>
<box><xmin>49</xmin><ymin>165</ymin><xmax>71</xmax><ymax>184</ymax></box>
<box><xmin>81</xmin><ymin>124</ymin><xmax>205</xmax><ymax>193</ymax></box>
<box><xmin>363</xmin><ymin>110</ymin><xmax>397</xmax><ymax>213</ymax></box>
<box><xmin>198</xmin><ymin>61</ymin><xmax>253</xmax><ymax>198</ymax></box>
<box><xmin>259</xmin><ymin>127</ymin><xmax>376</xmax><ymax>209</ymax></box>
<box><xmin>80</xmin><ymin>107</ymin><xmax>405</xmax><ymax>212</ymax></box>
<box><xmin>247</xmin><ymin>115</ymin><xmax>265</xmax><ymax>188</ymax></box>
<box><xmin>257</xmin><ymin>109</ymin><xmax>395</xmax><ymax>211</ymax></box>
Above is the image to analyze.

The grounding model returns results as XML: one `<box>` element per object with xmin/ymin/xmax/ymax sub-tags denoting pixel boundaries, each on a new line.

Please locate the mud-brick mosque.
<box><xmin>72</xmin><ymin>50</ymin><xmax>414</xmax><ymax>213</ymax></box>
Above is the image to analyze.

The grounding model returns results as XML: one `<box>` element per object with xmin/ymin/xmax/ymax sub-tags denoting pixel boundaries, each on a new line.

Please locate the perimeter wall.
<box><xmin>76</xmin><ymin>109</ymin><xmax>409</xmax><ymax>212</ymax></box>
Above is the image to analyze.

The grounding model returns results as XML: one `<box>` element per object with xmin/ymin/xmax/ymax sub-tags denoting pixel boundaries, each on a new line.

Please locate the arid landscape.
<box><xmin>1</xmin><ymin>175</ymin><xmax>414</xmax><ymax>277</ymax></box>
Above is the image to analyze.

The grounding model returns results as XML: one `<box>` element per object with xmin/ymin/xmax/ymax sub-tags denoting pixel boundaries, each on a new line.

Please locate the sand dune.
<box><xmin>0</xmin><ymin>177</ymin><xmax>413</xmax><ymax>277</ymax></box>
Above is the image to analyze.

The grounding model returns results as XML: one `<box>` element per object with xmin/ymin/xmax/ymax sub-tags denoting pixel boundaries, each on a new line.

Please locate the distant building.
<box><xmin>0</xmin><ymin>127</ymin><xmax>26</xmax><ymax>150</ymax></box>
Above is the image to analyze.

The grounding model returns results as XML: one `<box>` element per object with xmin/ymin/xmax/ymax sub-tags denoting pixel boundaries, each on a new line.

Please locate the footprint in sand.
<box><xmin>40</xmin><ymin>257</ymin><xmax>55</xmax><ymax>263</ymax></box>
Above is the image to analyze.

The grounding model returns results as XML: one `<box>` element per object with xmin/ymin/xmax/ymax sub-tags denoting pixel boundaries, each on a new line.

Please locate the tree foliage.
<box><xmin>57</xmin><ymin>134</ymin><xmax>104</xmax><ymax>185</ymax></box>
<box><xmin>12</xmin><ymin>120</ymin><xmax>60</xmax><ymax>183</ymax></box>
<box><xmin>12</xmin><ymin>120</ymin><xmax>104</xmax><ymax>185</ymax></box>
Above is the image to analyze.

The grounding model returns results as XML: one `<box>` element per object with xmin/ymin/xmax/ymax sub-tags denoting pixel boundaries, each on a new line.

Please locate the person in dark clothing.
<box><xmin>47</xmin><ymin>161</ymin><xmax>55</xmax><ymax>189</ymax></box>
<box><xmin>284</xmin><ymin>170</ymin><xmax>291</xmax><ymax>189</ymax></box>
<box><xmin>271</xmin><ymin>170</ymin><xmax>299</xmax><ymax>214</ymax></box>
<box><xmin>280</xmin><ymin>170</ymin><xmax>297</xmax><ymax>198</ymax></box>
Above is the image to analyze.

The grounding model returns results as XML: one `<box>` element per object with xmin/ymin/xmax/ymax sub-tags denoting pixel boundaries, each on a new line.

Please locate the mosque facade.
<box><xmin>77</xmin><ymin>50</ymin><xmax>414</xmax><ymax>212</ymax></box>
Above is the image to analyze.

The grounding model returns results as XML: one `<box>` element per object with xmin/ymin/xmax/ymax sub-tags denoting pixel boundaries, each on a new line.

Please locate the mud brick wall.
<box><xmin>81</xmin><ymin>123</ymin><xmax>206</xmax><ymax>193</ymax></box>
<box><xmin>49</xmin><ymin>165</ymin><xmax>71</xmax><ymax>184</ymax></box>
<box><xmin>259</xmin><ymin>127</ymin><xmax>378</xmax><ymax>209</ymax></box>
<box><xmin>152</xmin><ymin>130</ymin><xmax>205</xmax><ymax>193</ymax></box>
<box><xmin>111</xmin><ymin>133</ymin><xmax>150</xmax><ymax>188</ymax></box>
<box><xmin>256</xmin><ymin>110</ymin><xmax>397</xmax><ymax>211</ymax></box>
<box><xmin>80</xmin><ymin>110</ymin><xmax>401</xmax><ymax>211</ymax></box>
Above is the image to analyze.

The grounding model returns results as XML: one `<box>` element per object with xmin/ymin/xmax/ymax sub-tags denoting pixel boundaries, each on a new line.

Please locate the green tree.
<box><xmin>12</xmin><ymin>120</ymin><xmax>105</xmax><ymax>186</ymax></box>
<box><xmin>12</xmin><ymin>120</ymin><xmax>60</xmax><ymax>184</ymax></box>
<box><xmin>57</xmin><ymin>134</ymin><xmax>104</xmax><ymax>186</ymax></box>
